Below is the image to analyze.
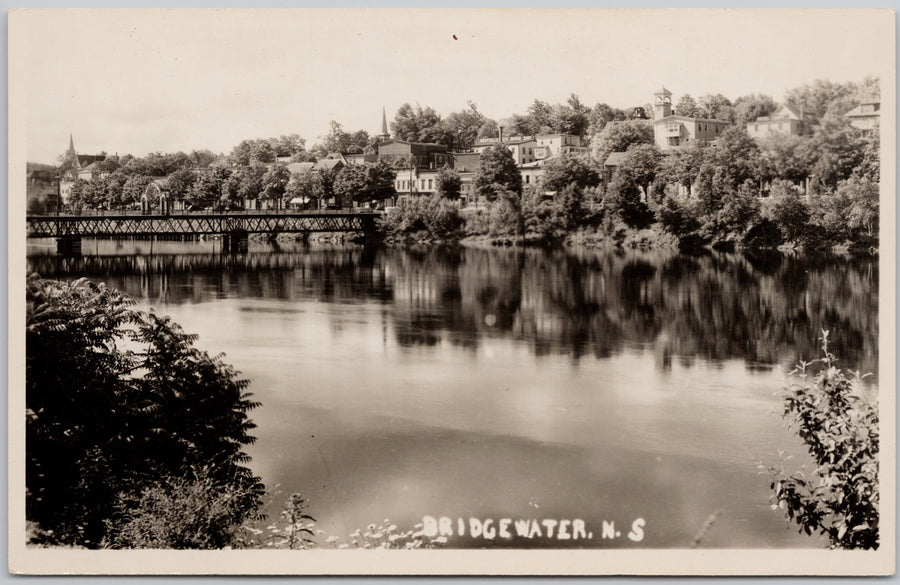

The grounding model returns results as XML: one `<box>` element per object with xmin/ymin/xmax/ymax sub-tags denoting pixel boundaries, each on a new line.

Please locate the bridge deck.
<box><xmin>26</xmin><ymin>211</ymin><xmax>381</xmax><ymax>238</ymax></box>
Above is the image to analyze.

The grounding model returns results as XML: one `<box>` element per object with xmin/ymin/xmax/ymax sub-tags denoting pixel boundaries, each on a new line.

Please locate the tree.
<box><xmin>286</xmin><ymin>170</ymin><xmax>325</xmax><ymax>208</ymax></box>
<box><xmin>189</xmin><ymin>150</ymin><xmax>217</xmax><ymax>168</ymax></box>
<box><xmin>166</xmin><ymin>169</ymin><xmax>197</xmax><ymax>201</ymax></box>
<box><xmin>548</xmin><ymin>94</ymin><xmax>590</xmax><ymax>136</ymax></box>
<box><xmin>234</xmin><ymin>164</ymin><xmax>267</xmax><ymax>202</ymax></box>
<box><xmin>476</xmin><ymin>119</ymin><xmax>500</xmax><ymax>140</ymax></box>
<box><xmin>590</xmin><ymin>120</ymin><xmax>653</xmax><ymax>167</ymax></box>
<box><xmin>473</xmin><ymin>143</ymin><xmax>522</xmax><ymax>201</ymax></box>
<box><xmin>617</xmin><ymin>143</ymin><xmax>663</xmax><ymax>200</ymax></box>
<box><xmin>697</xmin><ymin>93</ymin><xmax>735</xmax><ymax>122</ymax></box>
<box><xmin>769</xmin><ymin>332</ymin><xmax>878</xmax><ymax>549</ymax></box>
<box><xmin>391</xmin><ymin>103</ymin><xmax>446</xmax><ymax>144</ymax></box>
<box><xmin>313</xmin><ymin>121</ymin><xmax>369</xmax><ymax>157</ymax></box>
<box><xmin>587</xmin><ymin>103</ymin><xmax>628</xmax><ymax>137</ymax></box>
<box><xmin>700</xmin><ymin>94</ymin><xmax>732</xmax><ymax>121</ymax></box>
<box><xmin>501</xmin><ymin>114</ymin><xmax>537</xmax><ymax>137</ymax></box>
<box><xmin>812</xmin><ymin>175</ymin><xmax>880</xmax><ymax>242</ymax></box>
<box><xmin>699</xmin><ymin>181</ymin><xmax>761</xmax><ymax>246</ymax></box>
<box><xmin>759</xmin><ymin>134</ymin><xmax>816</xmax><ymax>185</ymax></box>
<box><xmin>261</xmin><ymin>164</ymin><xmax>291</xmax><ymax>202</ymax></box>
<box><xmin>854</xmin><ymin>129</ymin><xmax>880</xmax><ymax>184</ymax></box>
<box><xmin>761</xmin><ymin>180</ymin><xmax>809</xmax><ymax>242</ymax></box>
<box><xmin>104</xmin><ymin>174</ymin><xmax>129</xmax><ymax>209</ymax></box>
<box><xmin>122</xmin><ymin>175</ymin><xmax>153</xmax><ymax>208</ymax></box>
<box><xmin>442</xmin><ymin>101</ymin><xmax>486</xmax><ymax>151</ymax></box>
<box><xmin>604</xmin><ymin>168</ymin><xmax>652</xmax><ymax>228</ymax></box>
<box><xmin>706</xmin><ymin>126</ymin><xmax>763</xmax><ymax>190</ymax></box>
<box><xmin>435</xmin><ymin>165</ymin><xmax>462</xmax><ymax>199</ymax></box>
<box><xmin>675</xmin><ymin>94</ymin><xmax>702</xmax><ymax>118</ymax></box>
<box><xmin>658</xmin><ymin>139</ymin><xmax>707</xmax><ymax>190</ymax></box>
<box><xmin>808</xmin><ymin>116</ymin><xmax>866</xmax><ymax>192</ymax></box>
<box><xmin>333</xmin><ymin>162</ymin><xmax>396</xmax><ymax>207</ymax></box>
<box><xmin>785</xmin><ymin>78</ymin><xmax>859</xmax><ymax>120</ymax></box>
<box><xmin>26</xmin><ymin>276</ymin><xmax>264</xmax><ymax>547</ymax></box>
<box><xmin>539</xmin><ymin>153</ymin><xmax>601</xmax><ymax>194</ymax></box>
<box><xmin>526</xmin><ymin>99</ymin><xmax>553</xmax><ymax>134</ymax></box>
<box><xmin>733</xmin><ymin>93</ymin><xmax>778</xmax><ymax>126</ymax></box>
<box><xmin>190</xmin><ymin>167</ymin><xmax>232</xmax><ymax>208</ymax></box>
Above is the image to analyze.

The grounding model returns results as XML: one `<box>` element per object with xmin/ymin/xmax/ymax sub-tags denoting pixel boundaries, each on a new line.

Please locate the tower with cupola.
<box><xmin>653</xmin><ymin>87</ymin><xmax>673</xmax><ymax>119</ymax></box>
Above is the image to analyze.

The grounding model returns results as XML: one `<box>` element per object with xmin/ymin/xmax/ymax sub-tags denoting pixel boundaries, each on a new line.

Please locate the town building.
<box><xmin>533</xmin><ymin>133</ymin><xmax>589</xmax><ymax>158</ymax></box>
<box><xmin>474</xmin><ymin>130</ymin><xmax>587</xmax><ymax>164</ymax></box>
<box><xmin>651</xmin><ymin>87</ymin><xmax>731</xmax><ymax>150</ymax></box>
<box><xmin>286</xmin><ymin>153</ymin><xmax>349</xmax><ymax>176</ymax></box>
<box><xmin>746</xmin><ymin>103</ymin><xmax>812</xmax><ymax>138</ymax></box>
<box><xmin>844</xmin><ymin>96</ymin><xmax>880</xmax><ymax>134</ymax></box>
<box><xmin>474</xmin><ymin>133</ymin><xmax>539</xmax><ymax>165</ymax></box>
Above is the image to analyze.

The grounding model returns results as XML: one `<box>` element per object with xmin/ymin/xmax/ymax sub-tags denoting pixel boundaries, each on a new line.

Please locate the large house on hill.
<box><xmin>747</xmin><ymin>103</ymin><xmax>813</xmax><ymax>138</ymax></box>
<box><xmin>651</xmin><ymin>87</ymin><xmax>732</xmax><ymax>150</ymax></box>
<box><xmin>844</xmin><ymin>96</ymin><xmax>880</xmax><ymax>134</ymax></box>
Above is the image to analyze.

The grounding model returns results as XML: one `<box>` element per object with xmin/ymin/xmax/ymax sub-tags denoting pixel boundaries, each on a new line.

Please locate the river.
<box><xmin>27</xmin><ymin>238</ymin><xmax>879</xmax><ymax>548</ymax></box>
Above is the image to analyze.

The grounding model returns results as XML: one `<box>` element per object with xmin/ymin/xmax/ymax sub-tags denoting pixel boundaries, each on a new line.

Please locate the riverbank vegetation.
<box><xmin>769</xmin><ymin>332</ymin><xmax>879</xmax><ymax>549</ymax></box>
<box><xmin>26</xmin><ymin>275</ymin><xmax>265</xmax><ymax>548</ymax></box>
<box><xmin>461</xmin><ymin>120</ymin><xmax>878</xmax><ymax>253</ymax></box>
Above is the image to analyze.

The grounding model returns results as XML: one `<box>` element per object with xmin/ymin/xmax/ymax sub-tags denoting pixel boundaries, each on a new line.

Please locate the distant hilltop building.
<box><xmin>474</xmin><ymin>128</ymin><xmax>587</xmax><ymax>166</ymax></box>
<box><xmin>747</xmin><ymin>103</ymin><xmax>814</xmax><ymax>139</ymax></box>
<box><xmin>844</xmin><ymin>95</ymin><xmax>880</xmax><ymax>134</ymax></box>
<box><xmin>651</xmin><ymin>86</ymin><xmax>732</xmax><ymax>150</ymax></box>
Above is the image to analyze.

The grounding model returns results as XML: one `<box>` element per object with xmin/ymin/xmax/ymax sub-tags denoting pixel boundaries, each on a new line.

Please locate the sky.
<box><xmin>11</xmin><ymin>8</ymin><xmax>894</xmax><ymax>164</ymax></box>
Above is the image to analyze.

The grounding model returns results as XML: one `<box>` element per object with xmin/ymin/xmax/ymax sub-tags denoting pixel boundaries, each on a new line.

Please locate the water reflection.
<box><xmin>27</xmin><ymin>240</ymin><xmax>878</xmax><ymax>548</ymax></box>
<box><xmin>30</xmin><ymin>241</ymin><xmax>878</xmax><ymax>377</ymax></box>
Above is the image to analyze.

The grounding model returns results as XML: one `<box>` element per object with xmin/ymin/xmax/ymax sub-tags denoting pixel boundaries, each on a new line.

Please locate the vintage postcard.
<box><xmin>8</xmin><ymin>7</ymin><xmax>895</xmax><ymax>575</ymax></box>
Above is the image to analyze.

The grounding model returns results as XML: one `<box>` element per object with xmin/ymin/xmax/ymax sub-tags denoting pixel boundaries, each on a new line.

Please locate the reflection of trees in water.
<box><xmin>30</xmin><ymin>243</ymin><xmax>878</xmax><ymax>375</ymax></box>
<box><xmin>386</xmin><ymin>247</ymin><xmax>877</xmax><ymax>376</ymax></box>
<box><xmin>28</xmin><ymin>247</ymin><xmax>393</xmax><ymax>307</ymax></box>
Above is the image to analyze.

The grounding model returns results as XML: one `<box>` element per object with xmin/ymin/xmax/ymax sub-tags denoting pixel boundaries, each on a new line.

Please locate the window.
<box><xmin>525</xmin><ymin>175</ymin><xmax>530</xmax><ymax>184</ymax></box>
<box><xmin>428</xmin><ymin>179</ymin><xmax>433</xmax><ymax>190</ymax></box>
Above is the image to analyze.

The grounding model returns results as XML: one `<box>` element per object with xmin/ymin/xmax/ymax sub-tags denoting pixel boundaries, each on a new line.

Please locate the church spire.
<box><xmin>68</xmin><ymin>133</ymin><xmax>75</xmax><ymax>154</ymax></box>
<box><xmin>381</xmin><ymin>107</ymin><xmax>389</xmax><ymax>139</ymax></box>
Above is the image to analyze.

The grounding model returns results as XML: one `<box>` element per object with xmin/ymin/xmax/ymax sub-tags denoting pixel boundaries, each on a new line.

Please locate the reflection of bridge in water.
<box><xmin>26</xmin><ymin>211</ymin><xmax>381</xmax><ymax>254</ymax></box>
<box><xmin>29</xmin><ymin>251</ymin><xmax>332</xmax><ymax>278</ymax></box>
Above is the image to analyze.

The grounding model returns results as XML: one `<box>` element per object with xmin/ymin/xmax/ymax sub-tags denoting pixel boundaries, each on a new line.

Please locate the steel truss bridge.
<box><xmin>26</xmin><ymin>211</ymin><xmax>380</xmax><ymax>240</ymax></box>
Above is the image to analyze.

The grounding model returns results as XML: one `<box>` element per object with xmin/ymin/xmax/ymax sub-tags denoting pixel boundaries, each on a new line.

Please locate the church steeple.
<box><xmin>68</xmin><ymin>133</ymin><xmax>75</xmax><ymax>154</ymax></box>
<box><xmin>379</xmin><ymin>107</ymin><xmax>390</xmax><ymax>140</ymax></box>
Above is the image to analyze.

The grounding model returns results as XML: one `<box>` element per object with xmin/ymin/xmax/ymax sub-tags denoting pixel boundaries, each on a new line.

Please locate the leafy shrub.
<box><xmin>106</xmin><ymin>467</ymin><xmax>264</xmax><ymax>549</ymax></box>
<box><xmin>26</xmin><ymin>276</ymin><xmax>264</xmax><ymax>548</ymax></box>
<box><xmin>769</xmin><ymin>331</ymin><xmax>879</xmax><ymax>549</ymax></box>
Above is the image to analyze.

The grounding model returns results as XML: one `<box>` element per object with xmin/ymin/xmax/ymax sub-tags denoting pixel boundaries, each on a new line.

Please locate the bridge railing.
<box><xmin>28</xmin><ymin>208</ymin><xmax>381</xmax><ymax>218</ymax></box>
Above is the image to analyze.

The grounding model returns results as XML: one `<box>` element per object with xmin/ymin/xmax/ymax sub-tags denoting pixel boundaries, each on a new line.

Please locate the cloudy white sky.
<box><xmin>11</xmin><ymin>8</ymin><xmax>893</xmax><ymax>164</ymax></box>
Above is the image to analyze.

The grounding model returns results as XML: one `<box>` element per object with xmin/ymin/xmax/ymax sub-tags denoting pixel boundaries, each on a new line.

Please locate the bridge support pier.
<box><xmin>222</xmin><ymin>230</ymin><xmax>248</xmax><ymax>254</ymax></box>
<box><xmin>56</xmin><ymin>235</ymin><xmax>82</xmax><ymax>256</ymax></box>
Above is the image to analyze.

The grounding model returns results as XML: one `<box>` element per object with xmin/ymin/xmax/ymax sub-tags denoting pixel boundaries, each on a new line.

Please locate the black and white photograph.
<box><xmin>8</xmin><ymin>7</ymin><xmax>895</xmax><ymax>575</ymax></box>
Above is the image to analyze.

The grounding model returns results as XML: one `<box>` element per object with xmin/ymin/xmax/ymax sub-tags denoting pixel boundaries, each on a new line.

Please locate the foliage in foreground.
<box><xmin>26</xmin><ymin>275</ymin><xmax>264</xmax><ymax>548</ymax></box>
<box><xmin>769</xmin><ymin>331</ymin><xmax>879</xmax><ymax>549</ymax></box>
